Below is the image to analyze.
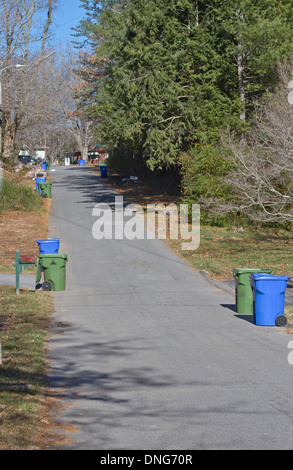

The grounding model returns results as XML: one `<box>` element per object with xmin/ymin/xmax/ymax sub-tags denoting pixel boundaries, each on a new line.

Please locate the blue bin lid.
<box><xmin>251</xmin><ymin>273</ymin><xmax>290</xmax><ymax>281</ymax></box>
<box><xmin>36</xmin><ymin>238</ymin><xmax>60</xmax><ymax>244</ymax></box>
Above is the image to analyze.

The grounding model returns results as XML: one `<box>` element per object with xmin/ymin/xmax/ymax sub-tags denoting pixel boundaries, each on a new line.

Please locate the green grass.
<box><xmin>0</xmin><ymin>178</ymin><xmax>40</xmax><ymax>214</ymax></box>
<box><xmin>0</xmin><ymin>285</ymin><xmax>54</xmax><ymax>450</ymax></box>
<box><xmin>169</xmin><ymin>225</ymin><xmax>293</xmax><ymax>281</ymax></box>
<box><xmin>285</xmin><ymin>305</ymin><xmax>293</xmax><ymax>326</ymax></box>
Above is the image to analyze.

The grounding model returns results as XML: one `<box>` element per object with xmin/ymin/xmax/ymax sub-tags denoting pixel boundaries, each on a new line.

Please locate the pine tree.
<box><xmin>77</xmin><ymin>0</ymin><xmax>236</xmax><ymax>169</ymax></box>
<box><xmin>208</xmin><ymin>0</ymin><xmax>293</xmax><ymax>122</ymax></box>
<box><xmin>76</xmin><ymin>0</ymin><xmax>293</xmax><ymax>173</ymax></box>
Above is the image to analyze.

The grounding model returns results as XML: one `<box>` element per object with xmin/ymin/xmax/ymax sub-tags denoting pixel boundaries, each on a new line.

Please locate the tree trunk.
<box><xmin>237</xmin><ymin>5</ymin><xmax>246</xmax><ymax>122</ymax></box>
<box><xmin>82</xmin><ymin>121</ymin><xmax>93</xmax><ymax>162</ymax></box>
<box><xmin>237</xmin><ymin>46</ymin><xmax>246</xmax><ymax>122</ymax></box>
<box><xmin>82</xmin><ymin>144</ymin><xmax>89</xmax><ymax>162</ymax></box>
<box><xmin>41</xmin><ymin>0</ymin><xmax>53</xmax><ymax>56</ymax></box>
<box><xmin>2</xmin><ymin>114</ymin><xmax>18</xmax><ymax>159</ymax></box>
<box><xmin>70</xmin><ymin>119</ymin><xmax>93</xmax><ymax>162</ymax></box>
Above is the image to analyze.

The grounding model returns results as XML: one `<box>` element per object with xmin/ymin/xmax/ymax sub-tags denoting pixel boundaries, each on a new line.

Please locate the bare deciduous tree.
<box><xmin>50</xmin><ymin>46</ymin><xmax>96</xmax><ymax>162</ymax></box>
<box><xmin>0</xmin><ymin>0</ymin><xmax>58</xmax><ymax>159</ymax></box>
<box><xmin>203</xmin><ymin>62</ymin><xmax>293</xmax><ymax>223</ymax></box>
<box><xmin>15</xmin><ymin>53</ymin><xmax>74</xmax><ymax>161</ymax></box>
<box><xmin>14</xmin><ymin>46</ymin><xmax>96</xmax><ymax>162</ymax></box>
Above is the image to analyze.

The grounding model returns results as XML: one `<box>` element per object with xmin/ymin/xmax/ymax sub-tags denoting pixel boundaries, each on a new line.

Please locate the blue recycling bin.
<box><xmin>78</xmin><ymin>159</ymin><xmax>85</xmax><ymax>167</ymax></box>
<box><xmin>41</xmin><ymin>163</ymin><xmax>47</xmax><ymax>170</ymax></box>
<box><xmin>36</xmin><ymin>238</ymin><xmax>60</xmax><ymax>254</ymax></box>
<box><xmin>250</xmin><ymin>273</ymin><xmax>290</xmax><ymax>326</ymax></box>
<box><xmin>99</xmin><ymin>164</ymin><xmax>107</xmax><ymax>178</ymax></box>
<box><xmin>35</xmin><ymin>177</ymin><xmax>46</xmax><ymax>192</ymax></box>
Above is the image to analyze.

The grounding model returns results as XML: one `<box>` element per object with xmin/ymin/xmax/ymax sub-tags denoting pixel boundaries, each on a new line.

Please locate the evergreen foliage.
<box><xmin>75</xmin><ymin>0</ymin><xmax>293</xmax><ymax>222</ymax></box>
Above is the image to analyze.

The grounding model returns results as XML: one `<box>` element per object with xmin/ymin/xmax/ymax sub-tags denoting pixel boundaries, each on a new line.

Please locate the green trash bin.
<box><xmin>38</xmin><ymin>182</ymin><xmax>52</xmax><ymax>198</ymax></box>
<box><xmin>233</xmin><ymin>268</ymin><xmax>272</xmax><ymax>314</ymax></box>
<box><xmin>37</xmin><ymin>254</ymin><xmax>68</xmax><ymax>291</ymax></box>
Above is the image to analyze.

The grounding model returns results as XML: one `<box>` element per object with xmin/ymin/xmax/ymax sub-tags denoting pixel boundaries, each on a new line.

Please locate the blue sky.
<box><xmin>53</xmin><ymin>0</ymin><xmax>88</xmax><ymax>44</ymax></box>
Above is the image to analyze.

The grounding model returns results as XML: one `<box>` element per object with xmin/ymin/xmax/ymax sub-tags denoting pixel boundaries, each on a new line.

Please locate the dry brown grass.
<box><xmin>0</xmin><ymin>199</ymin><xmax>51</xmax><ymax>273</ymax></box>
<box><xmin>0</xmin><ymin>171</ymin><xmax>71</xmax><ymax>449</ymax></box>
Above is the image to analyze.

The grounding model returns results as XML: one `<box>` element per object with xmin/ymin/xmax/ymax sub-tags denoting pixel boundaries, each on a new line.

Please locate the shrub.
<box><xmin>0</xmin><ymin>178</ymin><xmax>40</xmax><ymax>214</ymax></box>
<box><xmin>179</xmin><ymin>144</ymin><xmax>238</xmax><ymax>225</ymax></box>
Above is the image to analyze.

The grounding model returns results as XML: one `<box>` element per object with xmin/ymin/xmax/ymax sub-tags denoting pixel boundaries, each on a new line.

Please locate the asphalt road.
<box><xmin>46</xmin><ymin>166</ymin><xmax>293</xmax><ymax>450</ymax></box>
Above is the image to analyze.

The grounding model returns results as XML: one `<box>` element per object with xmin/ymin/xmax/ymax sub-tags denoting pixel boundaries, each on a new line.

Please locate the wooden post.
<box><xmin>15</xmin><ymin>250</ymin><xmax>20</xmax><ymax>295</ymax></box>
<box><xmin>13</xmin><ymin>250</ymin><xmax>37</xmax><ymax>294</ymax></box>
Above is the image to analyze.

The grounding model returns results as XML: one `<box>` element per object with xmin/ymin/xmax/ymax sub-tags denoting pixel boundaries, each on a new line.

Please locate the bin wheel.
<box><xmin>275</xmin><ymin>315</ymin><xmax>287</xmax><ymax>327</ymax></box>
<box><xmin>42</xmin><ymin>281</ymin><xmax>52</xmax><ymax>291</ymax></box>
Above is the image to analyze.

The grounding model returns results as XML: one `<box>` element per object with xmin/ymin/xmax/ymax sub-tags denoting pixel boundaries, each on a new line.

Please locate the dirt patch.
<box><xmin>34</xmin><ymin>391</ymin><xmax>78</xmax><ymax>450</ymax></box>
<box><xmin>106</xmin><ymin>174</ymin><xmax>180</xmax><ymax>207</ymax></box>
<box><xmin>0</xmin><ymin>189</ymin><xmax>73</xmax><ymax>449</ymax></box>
<box><xmin>0</xmin><ymin>199</ymin><xmax>51</xmax><ymax>273</ymax></box>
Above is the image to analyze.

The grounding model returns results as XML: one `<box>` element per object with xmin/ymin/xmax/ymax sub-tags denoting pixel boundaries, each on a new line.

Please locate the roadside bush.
<box><xmin>0</xmin><ymin>178</ymin><xmax>40</xmax><ymax>213</ymax></box>
<box><xmin>180</xmin><ymin>144</ymin><xmax>246</xmax><ymax>226</ymax></box>
<box><xmin>106</xmin><ymin>145</ymin><xmax>151</xmax><ymax>177</ymax></box>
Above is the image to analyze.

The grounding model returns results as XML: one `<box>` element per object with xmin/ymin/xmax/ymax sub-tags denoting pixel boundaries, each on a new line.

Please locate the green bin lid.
<box><xmin>233</xmin><ymin>268</ymin><xmax>272</xmax><ymax>278</ymax></box>
<box><xmin>39</xmin><ymin>254</ymin><xmax>68</xmax><ymax>260</ymax></box>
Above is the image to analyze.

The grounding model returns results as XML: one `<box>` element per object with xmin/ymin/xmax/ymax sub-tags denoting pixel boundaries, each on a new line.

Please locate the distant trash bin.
<box><xmin>78</xmin><ymin>159</ymin><xmax>85</xmax><ymax>167</ymax></box>
<box><xmin>41</xmin><ymin>163</ymin><xmax>47</xmax><ymax>170</ymax></box>
<box><xmin>250</xmin><ymin>273</ymin><xmax>290</xmax><ymax>326</ymax></box>
<box><xmin>36</xmin><ymin>254</ymin><xmax>68</xmax><ymax>291</ymax></box>
<box><xmin>38</xmin><ymin>182</ymin><xmax>52</xmax><ymax>198</ymax></box>
<box><xmin>233</xmin><ymin>268</ymin><xmax>272</xmax><ymax>314</ymax></box>
<box><xmin>99</xmin><ymin>164</ymin><xmax>107</xmax><ymax>178</ymax></box>
<box><xmin>36</xmin><ymin>238</ymin><xmax>60</xmax><ymax>254</ymax></box>
<box><xmin>35</xmin><ymin>177</ymin><xmax>46</xmax><ymax>192</ymax></box>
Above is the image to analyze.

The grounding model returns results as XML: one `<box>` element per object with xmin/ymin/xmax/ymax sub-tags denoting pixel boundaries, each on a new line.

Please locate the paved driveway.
<box><xmin>47</xmin><ymin>166</ymin><xmax>293</xmax><ymax>450</ymax></box>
